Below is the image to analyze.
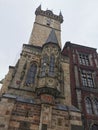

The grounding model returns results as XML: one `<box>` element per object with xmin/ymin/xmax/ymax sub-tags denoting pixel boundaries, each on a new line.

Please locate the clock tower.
<box><xmin>0</xmin><ymin>5</ymin><xmax>84</xmax><ymax>130</ymax></box>
<box><xmin>29</xmin><ymin>5</ymin><xmax>63</xmax><ymax>47</ymax></box>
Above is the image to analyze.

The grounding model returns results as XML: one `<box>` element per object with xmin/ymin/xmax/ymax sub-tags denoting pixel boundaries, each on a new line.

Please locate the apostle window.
<box><xmin>79</xmin><ymin>54</ymin><xmax>90</xmax><ymax>66</ymax></box>
<box><xmin>26</xmin><ymin>63</ymin><xmax>37</xmax><ymax>85</ymax></box>
<box><xmin>81</xmin><ymin>71</ymin><xmax>94</xmax><ymax>88</ymax></box>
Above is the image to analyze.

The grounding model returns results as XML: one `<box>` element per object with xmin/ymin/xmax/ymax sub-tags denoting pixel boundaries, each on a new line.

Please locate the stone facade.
<box><xmin>0</xmin><ymin>6</ymin><xmax>83</xmax><ymax>130</ymax></box>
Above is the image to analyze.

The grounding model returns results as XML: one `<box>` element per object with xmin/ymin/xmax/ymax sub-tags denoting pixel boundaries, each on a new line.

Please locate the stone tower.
<box><xmin>29</xmin><ymin>5</ymin><xmax>63</xmax><ymax>47</ymax></box>
<box><xmin>0</xmin><ymin>6</ymin><xmax>84</xmax><ymax>130</ymax></box>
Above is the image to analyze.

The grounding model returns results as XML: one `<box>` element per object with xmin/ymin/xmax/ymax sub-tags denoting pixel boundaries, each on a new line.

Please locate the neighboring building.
<box><xmin>62</xmin><ymin>42</ymin><xmax>98</xmax><ymax>130</ymax></box>
<box><xmin>0</xmin><ymin>6</ymin><xmax>83</xmax><ymax>130</ymax></box>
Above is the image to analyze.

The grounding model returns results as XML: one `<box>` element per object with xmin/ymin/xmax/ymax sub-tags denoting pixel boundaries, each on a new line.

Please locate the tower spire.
<box><xmin>45</xmin><ymin>29</ymin><xmax>58</xmax><ymax>44</ymax></box>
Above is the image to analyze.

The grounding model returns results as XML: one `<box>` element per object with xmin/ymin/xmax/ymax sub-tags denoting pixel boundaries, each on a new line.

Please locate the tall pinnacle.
<box><xmin>45</xmin><ymin>29</ymin><xmax>58</xmax><ymax>44</ymax></box>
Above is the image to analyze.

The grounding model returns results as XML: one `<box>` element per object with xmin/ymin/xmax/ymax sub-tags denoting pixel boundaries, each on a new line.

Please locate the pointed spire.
<box><xmin>36</xmin><ymin>4</ymin><xmax>41</xmax><ymax>11</ymax></box>
<box><xmin>59</xmin><ymin>11</ymin><xmax>63</xmax><ymax>18</ymax></box>
<box><xmin>45</xmin><ymin>29</ymin><xmax>58</xmax><ymax>44</ymax></box>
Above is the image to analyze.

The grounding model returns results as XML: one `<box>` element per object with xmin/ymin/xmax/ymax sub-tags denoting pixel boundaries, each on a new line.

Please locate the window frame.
<box><xmin>85</xmin><ymin>97</ymin><xmax>93</xmax><ymax>114</ymax></box>
<box><xmin>25</xmin><ymin>63</ymin><xmax>37</xmax><ymax>85</ymax></box>
<box><xmin>41</xmin><ymin>55</ymin><xmax>48</xmax><ymax>76</ymax></box>
<box><xmin>79</xmin><ymin>53</ymin><xmax>90</xmax><ymax>66</ymax></box>
<box><xmin>49</xmin><ymin>55</ymin><xmax>55</xmax><ymax>76</ymax></box>
<box><xmin>81</xmin><ymin>70</ymin><xmax>94</xmax><ymax>88</ymax></box>
<box><xmin>93</xmin><ymin>99</ymin><xmax>98</xmax><ymax>115</ymax></box>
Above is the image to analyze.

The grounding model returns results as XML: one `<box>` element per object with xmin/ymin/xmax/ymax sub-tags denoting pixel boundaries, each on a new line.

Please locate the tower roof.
<box><xmin>45</xmin><ymin>29</ymin><xmax>58</xmax><ymax>44</ymax></box>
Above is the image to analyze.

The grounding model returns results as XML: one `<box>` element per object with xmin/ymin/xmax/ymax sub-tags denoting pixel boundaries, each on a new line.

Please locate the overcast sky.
<box><xmin>0</xmin><ymin>0</ymin><xmax>98</xmax><ymax>84</ymax></box>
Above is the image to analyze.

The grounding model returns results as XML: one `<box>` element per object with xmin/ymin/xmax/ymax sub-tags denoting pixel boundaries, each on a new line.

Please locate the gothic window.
<box><xmin>26</xmin><ymin>63</ymin><xmax>37</xmax><ymax>85</ymax></box>
<box><xmin>79</xmin><ymin>54</ymin><xmax>90</xmax><ymax>66</ymax></box>
<box><xmin>93</xmin><ymin>99</ymin><xmax>98</xmax><ymax>115</ymax></box>
<box><xmin>81</xmin><ymin>71</ymin><xmax>94</xmax><ymax>87</ymax></box>
<box><xmin>85</xmin><ymin>97</ymin><xmax>93</xmax><ymax>114</ymax></box>
<box><xmin>91</xmin><ymin>124</ymin><xmax>98</xmax><ymax>130</ymax></box>
<box><xmin>49</xmin><ymin>55</ymin><xmax>55</xmax><ymax>76</ymax></box>
<box><xmin>41</xmin><ymin>55</ymin><xmax>48</xmax><ymax>76</ymax></box>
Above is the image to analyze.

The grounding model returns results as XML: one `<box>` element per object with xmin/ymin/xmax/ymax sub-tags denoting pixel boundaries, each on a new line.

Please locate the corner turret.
<box><xmin>36</xmin><ymin>29</ymin><xmax>63</xmax><ymax>103</ymax></box>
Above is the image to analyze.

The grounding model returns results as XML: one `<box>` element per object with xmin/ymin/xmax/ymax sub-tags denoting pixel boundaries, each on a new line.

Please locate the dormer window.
<box><xmin>79</xmin><ymin>54</ymin><xmax>90</xmax><ymax>66</ymax></box>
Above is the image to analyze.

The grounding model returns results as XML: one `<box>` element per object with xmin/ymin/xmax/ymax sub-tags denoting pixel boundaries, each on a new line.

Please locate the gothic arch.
<box><xmin>85</xmin><ymin>97</ymin><xmax>93</xmax><ymax>114</ymax></box>
<box><xmin>25</xmin><ymin>62</ymin><xmax>37</xmax><ymax>85</ymax></box>
<box><xmin>93</xmin><ymin>98</ymin><xmax>98</xmax><ymax>115</ymax></box>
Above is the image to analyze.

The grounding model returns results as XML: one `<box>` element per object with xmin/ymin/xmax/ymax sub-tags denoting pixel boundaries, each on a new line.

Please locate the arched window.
<box><xmin>85</xmin><ymin>97</ymin><xmax>93</xmax><ymax>114</ymax></box>
<box><xmin>49</xmin><ymin>55</ymin><xmax>55</xmax><ymax>76</ymax></box>
<box><xmin>41</xmin><ymin>55</ymin><xmax>48</xmax><ymax>76</ymax></box>
<box><xmin>26</xmin><ymin>63</ymin><xmax>37</xmax><ymax>85</ymax></box>
<box><xmin>91</xmin><ymin>124</ymin><xmax>98</xmax><ymax>130</ymax></box>
<box><xmin>93</xmin><ymin>99</ymin><xmax>98</xmax><ymax>115</ymax></box>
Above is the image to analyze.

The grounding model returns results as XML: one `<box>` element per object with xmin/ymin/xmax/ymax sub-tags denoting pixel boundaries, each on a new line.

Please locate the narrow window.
<box><xmin>85</xmin><ymin>97</ymin><xmax>93</xmax><ymax>114</ymax></box>
<box><xmin>49</xmin><ymin>55</ymin><xmax>55</xmax><ymax>76</ymax></box>
<box><xmin>41</xmin><ymin>55</ymin><xmax>48</xmax><ymax>76</ymax></box>
<box><xmin>93</xmin><ymin>99</ymin><xmax>98</xmax><ymax>115</ymax></box>
<box><xmin>26</xmin><ymin>63</ymin><xmax>37</xmax><ymax>85</ymax></box>
<box><xmin>81</xmin><ymin>72</ymin><xmax>88</xmax><ymax>86</ymax></box>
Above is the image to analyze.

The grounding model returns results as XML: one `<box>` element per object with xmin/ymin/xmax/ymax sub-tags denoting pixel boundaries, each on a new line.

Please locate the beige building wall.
<box><xmin>29</xmin><ymin>15</ymin><xmax>61</xmax><ymax>47</ymax></box>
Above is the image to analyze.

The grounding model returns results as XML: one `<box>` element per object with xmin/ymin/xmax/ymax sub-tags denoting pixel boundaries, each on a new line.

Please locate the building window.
<box><xmin>79</xmin><ymin>54</ymin><xmax>90</xmax><ymax>66</ymax></box>
<box><xmin>41</xmin><ymin>55</ymin><xmax>48</xmax><ymax>76</ymax></box>
<box><xmin>81</xmin><ymin>71</ymin><xmax>94</xmax><ymax>87</ymax></box>
<box><xmin>26</xmin><ymin>63</ymin><xmax>37</xmax><ymax>85</ymax></box>
<box><xmin>49</xmin><ymin>55</ymin><xmax>55</xmax><ymax>76</ymax></box>
<box><xmin>85</xmin><ymin>97</ymin><xmax>93</xmax><ymax>114</ymax></box>
<box><xmin>93</xmin><ymin>99</ymin><xmax>98</xmax><ymax>115</ymax></box>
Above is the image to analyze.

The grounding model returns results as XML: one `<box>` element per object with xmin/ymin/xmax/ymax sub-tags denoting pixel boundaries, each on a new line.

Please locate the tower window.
<box><xmin>79</xmin><ymin>54</ymin><xmax>90</xmax><ymax>66</ymax></box>
<box><xmin>41</xmin><ymin>55</ymin><xmax>48</xmax><ymax>76</ymax></box>
<box><xmin>81</xmin><ymin>71</ymin><xmax>94</xmax><ymax>87</ymax></box>
<box><xmin>85</xmin><ymin>97</ymin><xmax>93</xmax><ymax>114</ymax></box>
<box><xmin>26</xmin><ymin>63</ymin><xmax>37</xmax><ymax>85</ymax></box>
<box><xmin>49</xmin><ymin>55</ymin><xmax>55</xmax><ymax>76</ymax></box>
